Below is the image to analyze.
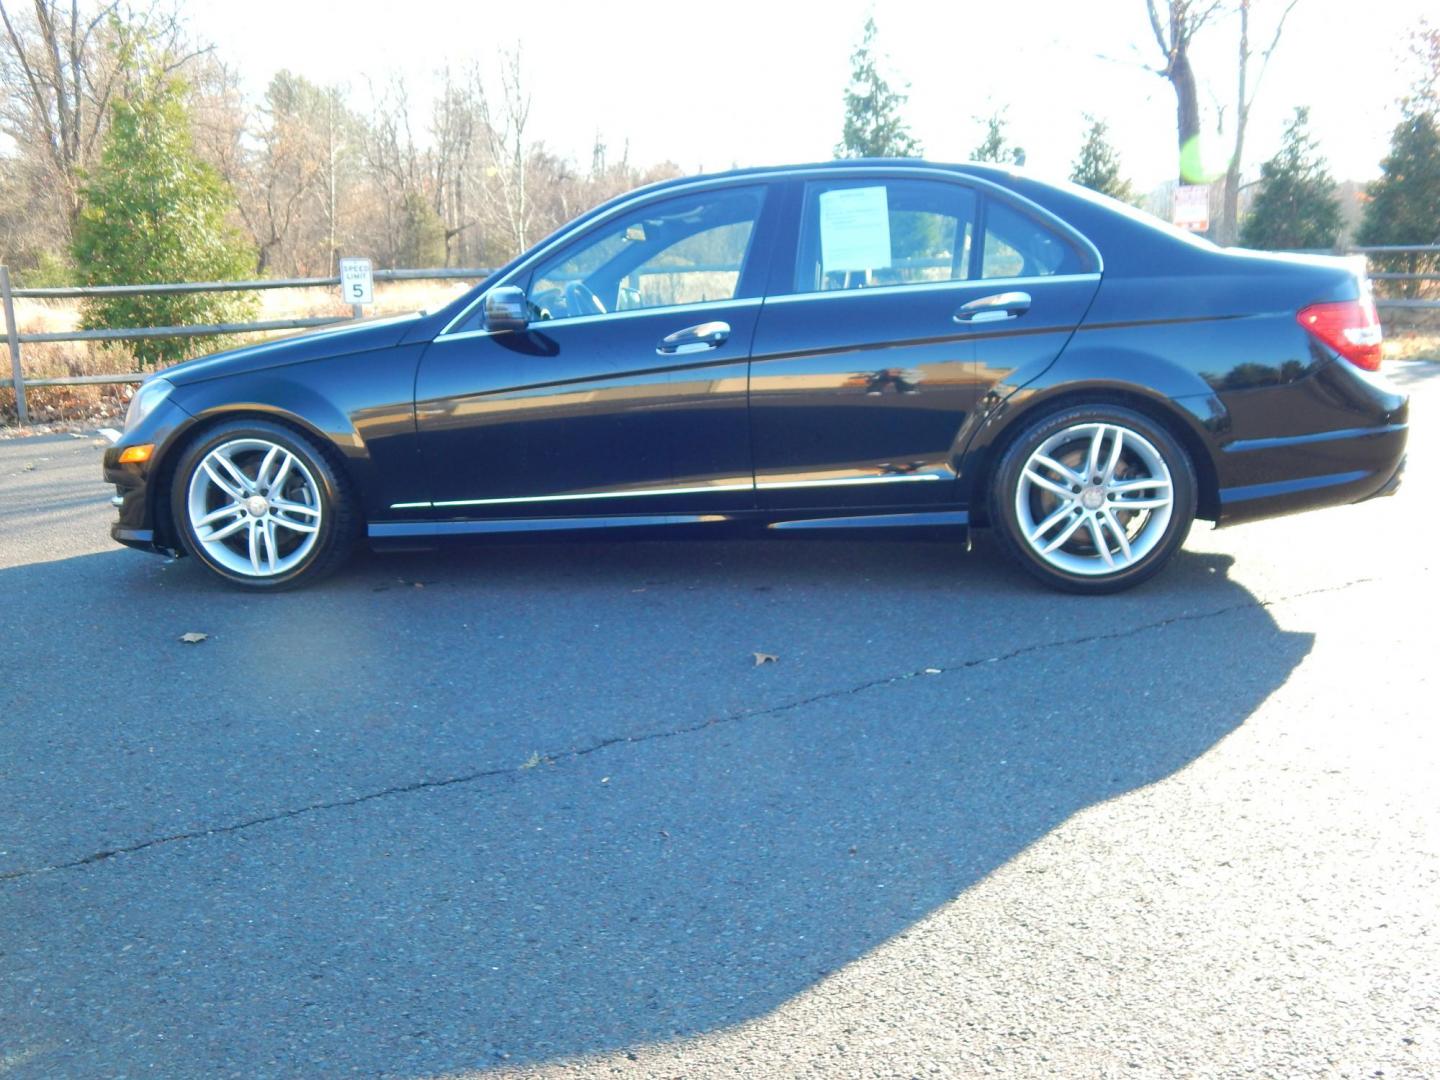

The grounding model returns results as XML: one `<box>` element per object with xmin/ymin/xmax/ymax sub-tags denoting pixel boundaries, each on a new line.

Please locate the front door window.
<box><xmin>528</xmin><ymin>186</ymin><xmax>766</xmax><ymax>321</ymax></box>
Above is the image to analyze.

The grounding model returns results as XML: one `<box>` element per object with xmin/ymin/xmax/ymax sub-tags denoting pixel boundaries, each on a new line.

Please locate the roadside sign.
<box><xmin>1172</xmin><ymin>185</ymin><xmax>1210</xmax><ymax>232</ymax></box>
<box><xmin>339</xmin><ymin>257</ymin><xmax>374</xmax><ymax>306</ymax></box>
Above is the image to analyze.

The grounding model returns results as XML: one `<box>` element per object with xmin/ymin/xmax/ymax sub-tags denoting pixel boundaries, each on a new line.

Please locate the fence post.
<box><xmin>1</xmin><ymin>265</ymin><xmax>27</xmax><ymax>425</ymax></box>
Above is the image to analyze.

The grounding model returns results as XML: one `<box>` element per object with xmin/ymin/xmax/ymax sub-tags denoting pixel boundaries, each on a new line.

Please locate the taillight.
<box><xmin>1297</xmin><ymin>297</ymin><xmax>1383</xmax><ymax>372</ymax></box>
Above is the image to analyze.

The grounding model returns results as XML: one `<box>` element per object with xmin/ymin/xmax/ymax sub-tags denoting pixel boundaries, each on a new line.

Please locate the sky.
<box><xmin>191</xmin><ymin>0</ymin><xmax>1432</xmax><ymax>191</ymax></box>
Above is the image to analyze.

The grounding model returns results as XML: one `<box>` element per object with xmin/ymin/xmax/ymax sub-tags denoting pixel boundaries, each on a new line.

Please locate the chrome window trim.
<box><xmin>434</xmin><ymin>297</ymin><xmax>761</xmax><ymax>344</ymax></box>
<box><xmin>764</xmin><ymin>272</ymin><xmax>1101</xmax><ymax>305</ymax></box>
<box><xmin>389</xmin><ymin>471</ymin><xmax>946</xmax><ymax>511</ymax></box>
<box><xmin>437</xmin><ymin>165</ymin><xmax>1103</xmax><ymax>339</ymax></box>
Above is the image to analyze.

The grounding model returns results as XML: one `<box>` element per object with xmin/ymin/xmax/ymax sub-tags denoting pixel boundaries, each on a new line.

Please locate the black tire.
<box><xmin>988</xmin><ymin>404</ymin><xmax>1198</xmax><ymax>594</ymax></box>
<box><xmin>170</xmin><ymin>418</ymin><xmax>359</xmax><ymax>590</ymax></box>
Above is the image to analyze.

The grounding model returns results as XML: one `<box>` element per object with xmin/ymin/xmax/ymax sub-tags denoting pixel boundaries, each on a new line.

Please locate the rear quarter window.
<box><xmin>982</xmin><ymin>200</ymin><xmax>1086</xmax><ymax>279</ymax></box>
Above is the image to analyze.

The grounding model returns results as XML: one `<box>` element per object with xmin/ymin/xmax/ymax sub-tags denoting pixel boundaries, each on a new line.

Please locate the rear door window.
<box><xmin>793</xmin><ymin>179</ymin><xmax>977</xmax><ymax>294</ymax></box>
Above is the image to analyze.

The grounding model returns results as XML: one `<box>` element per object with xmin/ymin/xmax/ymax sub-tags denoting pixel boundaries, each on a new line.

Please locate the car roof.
<box><xmin>617</xmin><ymin>158</ymin><xmax>1016</xmax><ymax>197</ymax></box>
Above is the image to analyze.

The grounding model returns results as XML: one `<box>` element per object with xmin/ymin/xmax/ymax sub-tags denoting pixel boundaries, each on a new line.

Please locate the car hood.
<box><xmin>159</xmin><ymin>312</ymin><xmax>426</xmax><ymax>387</ymax></box>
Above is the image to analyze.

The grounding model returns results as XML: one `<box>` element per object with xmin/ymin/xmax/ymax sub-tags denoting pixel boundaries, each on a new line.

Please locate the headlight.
<box><xmin>124</xmin><ymin>377</ymin><xmax>175</xmax><ymax>432</ymax></box>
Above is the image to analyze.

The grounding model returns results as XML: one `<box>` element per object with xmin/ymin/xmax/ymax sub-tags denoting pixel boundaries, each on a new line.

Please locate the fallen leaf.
<box><xmin>752</xmin><ymin>652</ymin><xmax>778</xmax><ymax>666</ymax></box>
<box><xmin>178</xmin><ymin>632</ymin><xmax>208</xmax><ymax>645</ymax></box>
<box><xmin>520</xmin><ymin>751</ymin><xmax>543</xmax><ymax>769</ymax></box>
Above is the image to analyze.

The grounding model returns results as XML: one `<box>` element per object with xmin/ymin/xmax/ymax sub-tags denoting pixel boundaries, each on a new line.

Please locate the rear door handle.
<box><xmin>657</xmin><ymin>321</ymin><xmax>731</xmax><ymax>355</ymax></box>
<box><xmin>954</xmin><ymin>291</ymin><xmax>1032</xmax><ymax>323</ymax></box>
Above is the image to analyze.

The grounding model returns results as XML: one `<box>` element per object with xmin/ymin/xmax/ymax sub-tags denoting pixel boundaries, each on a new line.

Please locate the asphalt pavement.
<box><xmin>2</xmin><ymin>361</ymin><xmax>1437</xmax><ymax>1078</ymax></box>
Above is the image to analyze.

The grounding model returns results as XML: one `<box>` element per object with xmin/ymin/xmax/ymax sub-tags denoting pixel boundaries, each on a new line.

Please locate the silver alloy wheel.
<box><xmin>1014</xmin><ymin>422</ymin><xmax>1174</xmax><ymax>577</ymax></box>
<box><xmin>185</xmin><ymin>437</ymin><xmax>323</xmax><ymax>578</ymax></box>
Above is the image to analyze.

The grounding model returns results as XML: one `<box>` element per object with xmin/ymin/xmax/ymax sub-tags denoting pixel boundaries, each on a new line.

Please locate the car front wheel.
<box><xmin>171</xmin><ymin>419</ymin><xmax>357</xmax><ymax>589</ymax></box>
<box><xmin>989</xmin><ymin>405</ymin><xmax>1198</xmax><ymax>593</ymax></box>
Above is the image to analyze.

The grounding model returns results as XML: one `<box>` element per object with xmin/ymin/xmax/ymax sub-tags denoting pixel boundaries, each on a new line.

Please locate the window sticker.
<box><xmin>819</xmin><ymin>186</ymin><xmax>892</xmax><ymax>274</ymax></box>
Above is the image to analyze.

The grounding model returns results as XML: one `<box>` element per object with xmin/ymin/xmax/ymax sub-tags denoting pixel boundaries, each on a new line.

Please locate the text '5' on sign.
<box><xmin>340</xmin><ymin>257</ymin><xmax>374</xmax><ymax>305</ymax></box>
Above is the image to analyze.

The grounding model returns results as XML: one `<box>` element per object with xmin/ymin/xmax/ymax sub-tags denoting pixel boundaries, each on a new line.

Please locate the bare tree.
<box><xmin>1144</xmin><ymin>0</ymin><xmax>1225</xmax><ymax>182</ymax></box>
<box><xmin>1217</xmin><ymin>0</ymin><xmax>1301</xmax><ymax>243</ymax></box>
<box><xmin>475</xmin><ymin>47</ymin><xmax>533</xmax><ymax>255</ymax></box>
<box><xmin>314</xmin><ymin>84</ymin><xmax>357</xmax><ymax>274</ymax></box>
<box><xmin>0</xmin><ymin>0</ymin><xmax>205</xmax><ymax>240</ymax></box>
<box><xmin>358</xmin><ymin>75</ymin><xmax>421</xmax><ymax>266</ymax></box>
<box><xmin>0</xmin><ymin>15</ymin><xmax>687</xmax><ymax>279</ymax></box>
<box><xmin>430</xmin><ymin>67</ymin><xmax>479</xmax><ymax>265</ymax></box>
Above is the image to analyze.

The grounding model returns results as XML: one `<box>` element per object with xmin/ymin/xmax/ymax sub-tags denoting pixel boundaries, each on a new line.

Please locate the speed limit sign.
<box><xmin>339</xmin><ymin>257</ymin><xmax>374</xmax><ymax>306</ymax></box>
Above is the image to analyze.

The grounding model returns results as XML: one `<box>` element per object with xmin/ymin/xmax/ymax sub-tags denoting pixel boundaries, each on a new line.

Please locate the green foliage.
<box><xmin>16</xmin><ymin>251</ymin><xmax>78</xmax><ymax>289</ymax></box>
<box><xmin>1356</xmin><ymin>23</ymin><xmax>1440</xmax><ymax>296</ymax></box>
<box><xmin>971</xmin><ymin>111</ymin><xmax>1022</xmax><ymax>165</ymax></box>
<box><xmin>1357</xmin><ymin>111</ymin><xmax>1440</xmax><ymax>297</ymax></box>
<box><xmin>397</xmin><ymin>192</ymin><xmax>447</xmax><ymax>268</ymax></box>
<box><xmin>72</xmin><ymin>71</ymin><xmax>258</xmax><ymax>367</ymax></box>
<box><xmin>1069</xmin><ymin>116</ymin><xmax>1134</xmax><ymax>203</ymax></box>
<box><xmin>835</xmin><ymin>18</ymin><xmax>921</xmax><ymax>159</ymax></box>
<box><xmin>1241</xmin><ymin>108</ymin><xmax>1342</xmax><ymax>251</ymax></box>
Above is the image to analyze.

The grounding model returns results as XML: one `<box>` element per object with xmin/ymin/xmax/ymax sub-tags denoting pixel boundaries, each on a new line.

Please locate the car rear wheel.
<box><xmin>989</xmin><ymin>405</ymin><xmax>1197</xmax><ymax>593</ymax></box>
<box><xmin>171</xmin><ymin>420</ymin><xmax>357</xmax><ymax>589</ymax></box>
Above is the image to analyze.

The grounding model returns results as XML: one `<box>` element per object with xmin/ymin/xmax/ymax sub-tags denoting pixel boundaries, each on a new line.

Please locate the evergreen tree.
<box><xmin>970</xmin><ymin>110</ymin><xmax>1022</xmax><ymax>165</ymax></box>
<box><xmin>1356</xmin><ymin>22</ymin><xmax>1440</xmax><ymax>294</ymax></box>
<box><xmin>1240</xmin><ymin>108</ymin><xmax>1342</xmax><ymax>251</ymax></box>
<box><xmin>1358</xmin><ymin>112</ymin><xmax>1440</xmax><ymax>297</ymax></box>
<box><xmin>397</xmin><ymin>191</ymin><xmax>447</xmax><ymax>268</ymax></box>
<box><xmin>835</xmin><ymin>18</ymin><xmax>920</xmax><ymax>159</ymax></box>
<box><xmin>1069</xmin><ymin>115</ymin><xmax>1134</xmax><ymax>202</ymax></box>
<box><xmin>73</xmin><ymin>70</ymin><xmax>257</xmax><ymax>367</ymax></box>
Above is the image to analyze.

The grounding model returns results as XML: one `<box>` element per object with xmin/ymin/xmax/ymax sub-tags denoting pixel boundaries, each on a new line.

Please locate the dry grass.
<box><xmin>1383</xmin><ymin>332</ymin><xmax>1440</xmax><ymax>363</ymax></box>
<box><xmin>0</xmin><ymin>279</ymin><xmax>476</xmax><ymax>426</ymax></box>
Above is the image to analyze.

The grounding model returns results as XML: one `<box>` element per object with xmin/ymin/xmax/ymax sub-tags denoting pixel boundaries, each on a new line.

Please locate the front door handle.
<box><xmin>657</xmin><ymin>321</ymin><xmax>730</xmax><ymax>355</ymax></box>
<box><xmin>954</xmin><ymin>291</ymin><xmax>1032</xmax><ymax>324</ymax></box>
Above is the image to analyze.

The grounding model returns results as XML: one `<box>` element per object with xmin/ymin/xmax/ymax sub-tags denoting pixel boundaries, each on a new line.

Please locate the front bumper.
<box><xmin>102</xmin><ymin>403</ymin><xmax>193</xmax><ymax>557</ymax></box>
<box><xmin>111</xmin><ymin>522</ymin><xmax>160</xmax><ymax>551</ymax></box>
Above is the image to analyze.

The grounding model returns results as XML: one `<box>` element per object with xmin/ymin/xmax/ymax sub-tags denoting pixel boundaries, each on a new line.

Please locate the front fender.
<box><xmin>163</xmin><ymin>346</ymin><xmax>423</xmax><ymax>520</ymax></box>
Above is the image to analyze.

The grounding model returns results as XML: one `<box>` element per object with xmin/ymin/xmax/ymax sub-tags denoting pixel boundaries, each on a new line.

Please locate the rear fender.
<box><xmin>956</xmin><ymin>354</ymin><xmax>1227</xmax><ymax>523</ymax></box>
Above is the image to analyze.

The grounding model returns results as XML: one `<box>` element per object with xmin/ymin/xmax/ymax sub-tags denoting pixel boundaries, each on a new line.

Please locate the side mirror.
<box><xmin>483</xmin><ymin>286</ymin><xmax>529</xmax><ymax>332</ymax></box>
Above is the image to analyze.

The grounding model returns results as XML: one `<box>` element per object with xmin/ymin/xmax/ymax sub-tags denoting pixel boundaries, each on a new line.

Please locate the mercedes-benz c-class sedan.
<box><xmin>104</xmin><ymin>160</ymin><xmax>1407</xmax><ymax>592</ymax></box>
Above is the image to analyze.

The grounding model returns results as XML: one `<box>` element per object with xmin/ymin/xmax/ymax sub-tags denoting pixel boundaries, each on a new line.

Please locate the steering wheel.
<box><xmin>564</xmin><ymin>281</ymin><xmax>607</xmax><ymax>317</ymax></box>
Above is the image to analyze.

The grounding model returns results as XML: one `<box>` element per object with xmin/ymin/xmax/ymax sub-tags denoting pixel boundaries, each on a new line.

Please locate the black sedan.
<box><xmin>104</xmin><ymin>160</ymin><xmax>1408</xmax><ymax>592</ymax></box>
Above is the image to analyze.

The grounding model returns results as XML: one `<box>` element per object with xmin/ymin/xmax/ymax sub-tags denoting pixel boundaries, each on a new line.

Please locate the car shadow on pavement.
<box><xmin>0</xmin><ymin>541</ymin><xmax>1314</xmax><ymax>1077</ymax></box>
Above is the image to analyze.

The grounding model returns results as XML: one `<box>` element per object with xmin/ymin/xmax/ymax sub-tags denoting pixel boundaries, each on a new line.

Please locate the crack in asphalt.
<box><xmin>0</xmin><ymin>575</ymin><xmax>1375</xmax><ymax>884</ymax></box>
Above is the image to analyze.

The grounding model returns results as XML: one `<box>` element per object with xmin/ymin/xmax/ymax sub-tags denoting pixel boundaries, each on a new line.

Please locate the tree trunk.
<box><xmin>1169</xmin><ymin>49</ymin><xmax>1202</xmax><ymax>179</ymax></box>
<box><xmin>1219</xmin><ymin>0</ymin><xmax>1251</xmax><ymax>245</ymax></box>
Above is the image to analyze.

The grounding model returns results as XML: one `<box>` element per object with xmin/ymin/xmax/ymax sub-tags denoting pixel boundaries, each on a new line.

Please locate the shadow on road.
<box><xmin>1</xmin><ymin>540</ymin><xmax>1314</xmax><ymax>1077</ymax></box>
